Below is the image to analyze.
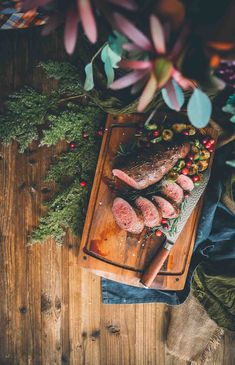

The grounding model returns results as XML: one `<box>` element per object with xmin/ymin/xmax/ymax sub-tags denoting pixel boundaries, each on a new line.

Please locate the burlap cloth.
<box><xmin>166</xmin><ymin>291</ymin><xmax>225</xmax><ymax>364</ymax></box>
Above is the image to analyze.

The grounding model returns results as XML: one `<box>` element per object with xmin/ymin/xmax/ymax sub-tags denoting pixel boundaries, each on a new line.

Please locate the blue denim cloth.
<box><xmin>102</xmin><ymin>145</ymin><xmax>235</xmax><ymax>304</ymax></box>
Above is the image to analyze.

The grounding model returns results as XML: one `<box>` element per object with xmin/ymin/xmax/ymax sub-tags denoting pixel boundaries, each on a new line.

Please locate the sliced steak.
<box><xmin>135</xmin><ymin>196</ymin><xmax>162</xmax><ymax>228</ymax></box>
<box><xmin>153</xmin><ymin>196</ymin><xmax>179</xmax><ymax>218</ymax></box>
<box><xmin>162</xmin><ymin>181</ymin><xmax>184</xmax><ymax>205</ymax></box>
<box><xmin>176</xmin><ymin>174</ymin><xmax>194</xmax><ymax>191</ymax></box>
<box><xmin>112</xmin><ymin>197</ymin><xmax>144</xmax><ymax>234</ymax></box>
<box><xmin>112</xmin><ymin>142</ymin><xmax>190</xmax><ymax>190</ymax></box>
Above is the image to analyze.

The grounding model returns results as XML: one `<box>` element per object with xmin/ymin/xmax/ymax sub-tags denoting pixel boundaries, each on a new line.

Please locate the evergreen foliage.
<box><xmin>0</xmin><ymin>62</ymin><xmax>105</xmax><ymax>244</ymax></box>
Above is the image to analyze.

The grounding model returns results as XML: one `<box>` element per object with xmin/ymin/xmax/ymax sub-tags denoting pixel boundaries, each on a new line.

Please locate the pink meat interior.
<box><xmin>153</xmin><ymin>196</ymin><xmax>179</xmax><ymax>218</ymax></box>
<box><xmin>162</xmin><ymin>182</ymin><xmax>184</xmax><ymax>205</ymax></box>
<box><xmin>136</xmin><ymin>197</ymin><xmax>161</xmax><ymax>227</ymax></box>
<box><xmin>112</xmin><ymin>169</ymin><xmax>141</xmax><ymax>189</ymax></box>
<box><xmin>112</xmin><ymin>198</ymin><xmax>143</xmax><ymax>234</ymax></box>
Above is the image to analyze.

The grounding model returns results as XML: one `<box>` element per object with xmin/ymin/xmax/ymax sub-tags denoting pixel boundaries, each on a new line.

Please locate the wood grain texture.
<box><xmin>0</xmin><ymin>29</ymin><xmax>234</xmax><ymax>365</ymax></box>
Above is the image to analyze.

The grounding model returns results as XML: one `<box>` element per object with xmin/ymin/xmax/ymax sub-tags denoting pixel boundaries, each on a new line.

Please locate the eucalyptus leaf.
<box><xmin>108</xmin><ymin>31</ymin><xmax>127</xmax><ymax>56</ymax></box>
<box><xmin>226</xmin><ymin>160</ymin><xmax>235</xmax><ymax>168</ymax></box>
<box><xmin>101</xmin><ymin>44</ymin><xmax>121</xmax><ymax>87</ymax></box>
<box><xmin>162</xmin><ymin>79</ymin><xmax>184</xmax><ymax>111</ymax></box>
<box><xmin>187</xmin><ymin>89</ymin><xmax>212</xmax><ymax>128</ymax></box>
<box><xmin>84</xmin><ymin>62</ymin><xmax>94</xmax><ymax>91</ymax></box>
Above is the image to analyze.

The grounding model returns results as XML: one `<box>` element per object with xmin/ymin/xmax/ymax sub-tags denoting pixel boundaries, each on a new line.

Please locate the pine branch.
<box><xmin>0</xmin><ymin>87</ymin><xmax>59</xmax><ymax>152</ymax></box>
<box><xmin>41</xmin><ymin>103</ymin><xmax>103</xmax><ymax>146</ymax></box>
<box><xmin>29</xmin><ymin>179</ymin><xmax>90</xmax><ymax>244</ymax></box>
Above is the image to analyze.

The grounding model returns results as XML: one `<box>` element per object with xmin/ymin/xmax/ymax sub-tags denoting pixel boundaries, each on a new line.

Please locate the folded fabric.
<box><xmin>222</xmin><ymin>170</ymin><xmax>235</xmax><ymax>214</ymax></box>
<box><xmin>0</xmin><ymin>1</ymin><xmax>46</xmax><ymax>29</ymax></box>
<box><xmin>192</xmin><ymin>262</ymin><xmax>235</xmax><ymax>331</ymax></box>
<box><xmin>166</xmin><ymin>290</ymin><xmax>224</xmax><ymax>364</ymax></box>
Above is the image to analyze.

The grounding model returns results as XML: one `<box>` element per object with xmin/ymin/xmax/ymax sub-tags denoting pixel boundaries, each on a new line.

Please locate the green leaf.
<box><xmin>154</xmin><ymin>58</ymin><xmax>173</xmax><ymax>88</ymax></box>
<box><xmin>84</xmin><ymin>62</ymin><xmax>94</xmax><ymax>91</ymax></box>
<box><xmin>187</xmin><ymin>89</ymin><xmax>212</xmax><ymax>128</ymax></box>
<box><xmin>226</xmin><ymin>160</ymin><xmax>235</xmax><ymax>168</ymax></box>
<box><xmin>101</xmin><ymin>44</ymin><xmax>121</xmax><ymax>87</ymax></box>
<box><xmin>108</xmin><ymin>31</ymin><xmax>127</xmax><ymax>56</ymax></box>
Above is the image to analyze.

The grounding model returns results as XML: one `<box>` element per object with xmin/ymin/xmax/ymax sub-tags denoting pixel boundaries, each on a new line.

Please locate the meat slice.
<box><xmin>153</xmin><ymin>196</ymin><xmax>179</xmax><ymax>219</ymax></box>
<box><xmin>112</xmin><ymin>197</ymin><xmax>144</xmax><ymax>234</ymax></box>
<box><xmin>135</xmin><ymin>196</ymin><xmax>162</xmax><ymax>228</ymax></box>
<box><xmin>112</xmin><ymin>142</ymin><xmax>190</xmax><ymax>190</ymax></box>
<box><xmin>176</xmin><ymin>174</ymin><xmax>194</xmax><ymax>192</ymax></box>
<box><xmin>162</xmin><ymin>181</ymin><xmax>184</xmax><ymax>205</ymax></box>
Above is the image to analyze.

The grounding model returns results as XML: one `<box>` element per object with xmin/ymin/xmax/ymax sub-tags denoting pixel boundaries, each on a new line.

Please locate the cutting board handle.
<box><xmin>140</xmin><ymin>239</ymin><xmax>173</xmax><ymax>288</ymax></box>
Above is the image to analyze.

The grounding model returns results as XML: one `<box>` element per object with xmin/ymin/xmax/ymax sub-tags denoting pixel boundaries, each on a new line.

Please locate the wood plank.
<box><xmin>80</xmin><ymin>271</ymin><xmax>101</xmax><ymax>365</ymax></box>
<box><xmin>0</xmin><ymin>25</ymin><xmax>233</xmax><ymax>365</ymax></box>
<box><xmin>40</xmin><ymin>239</ymin><xmax>62</xmax><ymax>365</ymax></box>
<box><xmin>100</xmin><ymin>304</ymin><xmax>136</xmax><ymax>365</ymax></box>
<box><xmin>0</xmin><ymin>144</ymin><xmax>17</xmax><ymax>365</ymax></box>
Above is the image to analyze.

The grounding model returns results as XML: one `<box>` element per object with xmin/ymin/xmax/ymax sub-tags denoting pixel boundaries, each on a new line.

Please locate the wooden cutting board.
<box><xmin>78</xmin><ymin>113</ymin><xmax>216</xmax><ymax>290</ymax></box>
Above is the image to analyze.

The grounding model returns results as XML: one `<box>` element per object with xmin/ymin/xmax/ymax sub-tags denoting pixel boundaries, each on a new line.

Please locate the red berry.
<box><xmin>182</xmin><ymin>167</ymin><xmax>189</xmax><ymax>175</ymax></box>
<box><xmin>192</xmin><ymin>175</ymin><xmax>200</xmax><ymax>183</ymax></box>
<box><xmin>205</xmin><ymin>142</ymin><xmax>212</xmax><ymax>149</ymax></box>
<box><xmin>153</xmin><ymin>130</ymin><xmax>160</xmax><ymax>137</ymax></box>
<box><xmin>209</xmin><ymin>139</ymin><xmax>215</xmax><ymax>145</ymax></box>
<box><xmin>209</xmin><ymin>147</ymin><xmax>214</xmax><ymax>153</ymax></box>
<box><xmin>161</xmin><ymin>218</ymin><xmax>168</xmax><ymax>224</ymax></box>
<box><xmin>188</xmin><ymin>153</ymin><xmax>195</xmax><ymax>161</ymax></box>
<box><xmin>186</xmin><ymin>160</ymin><xmax>192</xmax><ymax>167</ymax></box>
<box><xmin>183</xmin><ymin>130</ymin><xmax>189</xmax><ymax>136</ymax></box>
<box><xmin>98</xmin><ymin>129</ymin><xmax>103</xmax><ymax>136</ymax></box>
<box><xmin>155</xmin><ymin>230</ymin><xmax>163</xmax><ymax>237</ymax></box>
<box><xmin>80</xmin><ymin>181</ymin><xmax>87</xmax><ymax>187</ymax></box>
<box><xmin>162</xmin><ymin>223</ymin><xmax>169</xmax><ymax>230</ymax></box>
<box><xmin>184</xmin><ymin>193</ymin><xmax>190</xmax><ymax>199</ymax></box>
<box><xmin>202</xmin><ymin>137</ymin><xmax>209</xmax><ymax>145</ymax></box>
<box><xmin>69</xmin><ymin>141</ymin><xmax>76</xmax><ymax>150</ymax></box>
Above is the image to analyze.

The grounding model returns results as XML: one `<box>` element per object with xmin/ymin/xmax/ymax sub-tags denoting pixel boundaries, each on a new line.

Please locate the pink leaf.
<box><xmin>131</xmin><ymin>74</ymin><xmax>149</xmax><ymax>94</ymax></box>
<box><xmin>110</xmin><ymin>70</ymin><xmax>148</xmax><ymax>90</ymax></box>
<box><xmin>113</xmin><ymin>13</ymin><xmax>153</xmax><ymax>51</ymax></box>
<box><xmin>150</xmin><ymin>15</ymin><xmax>166</xmax><ymax>54</ymax></box>
<box><xmin>107</xmin><ymin>0</ymin><xmax>138</xmax><ymax>10</ymax></box>
<box><xmin>78</xmin><ymin>0</ymin><xmax>97</xmax><ymax>43</ymax></box>
<box><xmin>118</xmin><ymin>59</ymin><xmax>152</xmax><ymax>70</ymax></box>
<box><xmin>137</xmin><ymin>73</ymin><xmax>157</xmax><ymax>112</ymax></box>
<box><xmin>64</xmin><ymin>9</ymin><xmax>79</xmax><ymax>55</ymax></box>
<box><xmin>164</xmin><ymin>79</ymin><xmax>180</xmax><ymax>111</ymax></box>
<box><xmin>169</xmin><ymin>24</ymin><xmax>190</xmax><ymax>61</ymax></box>
<box><xmin>123</xmin><ymin>43</ymin><xmax>143</xmax><ymax>51</ymax></box>
<box><xmin>172</xmin><ymin>69</ymin><xmax>195</xmax><ymax>89</ymax></box>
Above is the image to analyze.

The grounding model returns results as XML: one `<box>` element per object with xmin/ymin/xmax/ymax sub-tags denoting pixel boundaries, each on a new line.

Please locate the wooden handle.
<box><xmin>140</xmin><ymin>242</ymin><xmax>172</xmax><ymax>288</ymax></box>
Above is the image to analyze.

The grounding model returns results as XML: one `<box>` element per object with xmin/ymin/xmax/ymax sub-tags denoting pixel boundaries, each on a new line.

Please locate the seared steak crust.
<box><xmin>113</xmin><ymin>142</ymin><xmax>190</xmax><ymax>190</ymax></box>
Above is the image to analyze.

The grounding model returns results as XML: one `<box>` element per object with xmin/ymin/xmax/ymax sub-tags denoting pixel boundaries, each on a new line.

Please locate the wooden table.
<box><xmin>0</xmin><ymin>28</ymin><xmax>234</xmax><ymax>365</ymax></box>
